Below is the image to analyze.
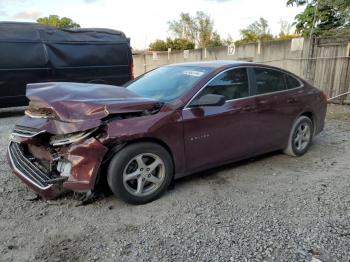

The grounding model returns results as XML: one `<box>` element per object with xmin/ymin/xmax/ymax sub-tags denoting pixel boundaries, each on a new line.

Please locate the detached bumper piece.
<box><xmin>8</xmin><ymin>142</ymin><xmax>65</xmax><ymax>198</ymax></box>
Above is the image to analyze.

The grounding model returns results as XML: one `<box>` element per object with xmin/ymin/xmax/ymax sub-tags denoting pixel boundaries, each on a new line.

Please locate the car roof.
<box><xmin>166</xmin><ymin>60</ymin><xmax>298</xmax><ymax>76</ymax></box>
<box><xmin>166</xmin><ymin>60</ymin><xmax>245</xmax><ymax>68</ymax></box>
<box><xmin>167</xmin><ymin>60</ymin><xmax>265</xmax><ymax>69</ymax></box>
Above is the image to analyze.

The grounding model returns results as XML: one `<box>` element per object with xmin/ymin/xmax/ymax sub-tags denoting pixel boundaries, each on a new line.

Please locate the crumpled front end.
<box><xmin>7</xmin><ymin>82</ymin><xmax>164</xmax><ymax>199</ymax></box>
<box><xmin>7</xmin><ymin>125</ymin><xmax>108</xmax><ymax>199</ymax></box>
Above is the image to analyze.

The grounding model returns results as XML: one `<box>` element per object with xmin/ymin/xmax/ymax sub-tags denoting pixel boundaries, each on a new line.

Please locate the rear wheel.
<box><xmin>107</xmin><ymin>142</ymin><xmax>173</xmax><ymax>204</ymax></box>
<box><xmin>284</xmin><ymin>116</ymin><xmax>313</xmax><ymax>156</ymax></box>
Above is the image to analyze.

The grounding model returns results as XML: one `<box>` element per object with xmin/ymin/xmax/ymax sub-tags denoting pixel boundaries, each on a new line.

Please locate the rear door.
<box><xmin>182</xmin><ymin>67</ymin><xmax>261</xmax><ymax>172</ymax></box>
<box><xmin>252</xmin><ymin>67</ymin><xmax>303</xmax><ymax>151</ymax></box>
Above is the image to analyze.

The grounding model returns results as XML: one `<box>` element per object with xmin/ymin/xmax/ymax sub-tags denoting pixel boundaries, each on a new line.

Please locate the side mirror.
<box><xmin>190</xmin><ymin>94</ymin><xmax>226</xmax><ymax>107</ymax></box>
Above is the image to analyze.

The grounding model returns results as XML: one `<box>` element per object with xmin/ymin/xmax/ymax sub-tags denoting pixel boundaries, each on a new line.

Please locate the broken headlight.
<box><xmin>49</xmin><ymin>128</ymin><xmax>97</xmax><ymax>146</ymax></box>
<box><xmin>25</xmin><ymin>102</ymin><xmax>57</xmax><ymax>119</ymax></box>
<box><xmin>56</xmin><ymin>159</ymin><xmax>72</xmax><ymax>177</ymax></box>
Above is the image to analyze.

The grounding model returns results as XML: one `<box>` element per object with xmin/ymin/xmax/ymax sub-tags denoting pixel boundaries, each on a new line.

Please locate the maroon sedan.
<box><xmin>7</xmin><ymin>61</ymin><xmax>327</xmax><ymax>204</ymax></box>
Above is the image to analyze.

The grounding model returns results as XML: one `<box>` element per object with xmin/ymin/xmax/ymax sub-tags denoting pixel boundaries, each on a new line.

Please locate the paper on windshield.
<box><xmin>183</xmin><ymin>70</ymin><xmax>205</xmax><ymax>77</ymax></box>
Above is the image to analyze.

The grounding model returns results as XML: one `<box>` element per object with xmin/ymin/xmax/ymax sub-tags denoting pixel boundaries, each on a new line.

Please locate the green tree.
<box><xmin>149</xmin><ymin>39</ymin><xmax>168</xmax><ymax>51</ymax></box>
<box><xmin>148</xmin><ymin>38</ymin><xmax>195</xmax><ymax>51</ymax></box>
<box><xmin>168</xmin><ymin>13</ymin><xmax>197</xmax><ymax>44</ymax></box>
<box><xmin>237</xmin><ymin>17</ymin><xmax>274</xmax><ymax>44</ymax></box>
<box><xmin>196</xmin><ymin>11</ymin><xmax>214</xmax><ymax>48</ymax></box>
<box><xmin>277</xmin><ymin>20</ymin><xmax>299</xmax><ymax>40</ymax></box>
<box><xmin>207</xmin><ymin>32</ymin><xmax>223</xmax><ymax>48</ymax></box>
<box><xmin>222</xmin><ymin>35</ymin><xmax>234</xmax><ymax>46</ymax></box>
<box><xmin>37</xmin><ymin>15</ymin><xmax>80</xmax><ymax>29</ymax></box>
<box><xmin>287</xmin><ymin>0</ymin><xmax>350</xmax><ymax>36</ymax></box>
<box><xmin>168</xmin><ymin>11</ymin><xmax>223</xmax><ymax>48</ymax></box>
<box><xmin>279</xmin><ymin>20</ymin><xmax>293</xmax><ymax>36</ymax></box>
<box><xmin>246</xmin><ymin>17</ymin><xmax>270</xmax><ymax>36</ymax></box>
<box><xmin>168</xmin><ymin>38</ymin><xmax>195</xmax><ymax>50</ymax></box>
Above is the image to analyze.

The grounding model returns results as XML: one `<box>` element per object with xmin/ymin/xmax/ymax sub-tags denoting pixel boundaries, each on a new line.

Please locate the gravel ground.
<box><xmin>0</xmin><ymin>105</ymin><xmax>350</xmax><ymax>262</ymax></box>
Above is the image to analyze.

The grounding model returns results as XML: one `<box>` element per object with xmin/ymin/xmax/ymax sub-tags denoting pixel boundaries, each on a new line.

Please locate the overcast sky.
<box><xmin>0</xmin><ymin>0</ymin><xmax>304</xmax><ymax>49</ymax></box>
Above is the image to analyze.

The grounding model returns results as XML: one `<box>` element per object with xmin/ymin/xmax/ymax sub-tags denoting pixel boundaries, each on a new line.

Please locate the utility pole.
<box><xmin>306</xmin><ymin>0</ymin><xmax>319</xmax><ymax>81</ymax></box>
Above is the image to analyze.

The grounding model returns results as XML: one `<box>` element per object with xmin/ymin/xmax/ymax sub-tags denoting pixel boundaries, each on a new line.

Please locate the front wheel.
<box><xmin>284</xmin><ymin>116</ymin><xmax>313</xmax><ymax>156</ymax></box>
<box><xmin>107</xmin><ymin>142</ymin><xmax>173</xmax><ymax>204</ymax></box>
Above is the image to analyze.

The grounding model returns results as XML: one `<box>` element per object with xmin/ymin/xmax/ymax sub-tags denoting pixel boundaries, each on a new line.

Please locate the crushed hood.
<box><xmin>25</xmin><ymin>82</ymin><xmax>160</xmax><ymax>122</ymax></box>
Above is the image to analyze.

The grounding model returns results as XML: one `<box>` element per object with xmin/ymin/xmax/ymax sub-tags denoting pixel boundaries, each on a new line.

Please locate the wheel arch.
<box><xmin>103</xmin><ymin>137</ymin><xmax>175</xmax><ymax>173</ymax></box>
<box><xmin>94</xmin><ymin>137</ymin><xmax>176</xmax><ymax>193</ymax></box>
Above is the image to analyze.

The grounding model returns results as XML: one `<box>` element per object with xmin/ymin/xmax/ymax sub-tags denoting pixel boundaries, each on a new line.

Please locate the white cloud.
<box><xmin>2</xmin><ymin>0</ymin><xmax>304</xmax><ymax>48</ymax></box>
<box><xmin>0</xmin><ymin>9</ymin><xmax>7</xmax><ymax>17</ymax></box>
<box><xmin>12</xmin><ymin>10</ymin><xmax>41</xmax><ymax>20</ymax></box>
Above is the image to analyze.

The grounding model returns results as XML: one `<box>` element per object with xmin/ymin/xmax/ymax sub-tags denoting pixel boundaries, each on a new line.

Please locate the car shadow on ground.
<box><xmin>173</xmin><ymin>150</ymin><xmax>280</xmax><ymax>187</ymax></box>
<box><xmin>57</xmin><ymin>151</ymin><xmax>281</xmax><ymax>206</ymax></box>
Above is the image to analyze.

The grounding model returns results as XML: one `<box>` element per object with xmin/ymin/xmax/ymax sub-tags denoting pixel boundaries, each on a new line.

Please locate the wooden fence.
<box><xmin>309</xmin><ymin>37</ymin><xmax>350</xmax><ymax>104</ymax></box>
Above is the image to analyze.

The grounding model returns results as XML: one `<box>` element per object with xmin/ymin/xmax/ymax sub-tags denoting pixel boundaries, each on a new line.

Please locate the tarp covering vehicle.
<box><xmin>0</xmin><ymin>22</ymin><xmax>133</xmax><ymax>108</ymax></box>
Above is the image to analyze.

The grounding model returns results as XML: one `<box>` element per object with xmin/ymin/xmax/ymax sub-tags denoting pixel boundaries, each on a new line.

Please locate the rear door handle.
<box><xmin>257</xmin><ymin>100</ymin><xmax>269</xmax><ymax>105</ymax></box>
<box><xmin>242</xmin><ymin>105</ymin><xmax>256</xmax><ymax>111</ymax></box>
<box><xmin>287</xmin><ymin>97</ymin><xmax>297</xmax><ymax>103</ymax></box>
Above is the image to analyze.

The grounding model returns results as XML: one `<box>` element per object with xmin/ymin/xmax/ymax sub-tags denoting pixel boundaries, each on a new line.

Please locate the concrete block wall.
<box><xmin>133</xmin><ymin>39</ymin><xmax>308</xmax><ymax>78</ymax></box>
<box><xmin>132</xmin><ymin>37</ymin><xmax>350</xmax><ymax>103</ymax></box>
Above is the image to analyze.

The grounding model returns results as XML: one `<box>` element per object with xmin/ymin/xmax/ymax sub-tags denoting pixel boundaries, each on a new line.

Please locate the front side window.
<box><xmin>192</xmin><ymin>68</ymin><xmax>249</xmax><ymax>102</ymax></box>
<box><xmin>254</xmin><ymin>68</ymin><xmax>286</xmax><ymax>94</ymax></box>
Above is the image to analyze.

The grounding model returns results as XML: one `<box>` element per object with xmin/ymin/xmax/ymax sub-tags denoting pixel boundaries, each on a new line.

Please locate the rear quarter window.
<box><xmin>285</xmin><ymin>74</ymin><xmax>302</xmax><ymax>89</ymax></box>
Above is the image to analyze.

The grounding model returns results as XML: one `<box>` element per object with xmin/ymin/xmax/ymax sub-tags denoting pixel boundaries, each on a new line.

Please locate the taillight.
<box><xmin>321</xmin><ymin>91</ymin><xmax>328</xmax><ymax>101</ymax></box>
<box><xmin>130</xmin><ymin>63</ymin><xmax>134</xmax><ymax>80</ymax></box>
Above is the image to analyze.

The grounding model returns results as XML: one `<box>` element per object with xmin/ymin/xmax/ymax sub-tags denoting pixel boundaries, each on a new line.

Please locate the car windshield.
<box><xmin>125</xmin><ymin>65</ymin><xmax>213</xmax><ymax>102</ymax></box>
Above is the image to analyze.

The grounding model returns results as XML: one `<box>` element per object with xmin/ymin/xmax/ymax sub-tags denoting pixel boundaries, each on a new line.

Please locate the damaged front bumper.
<box><xmin>7</xmin><ymin>126</ymin><xmax>108</xmax><ymax>199</ymax></box>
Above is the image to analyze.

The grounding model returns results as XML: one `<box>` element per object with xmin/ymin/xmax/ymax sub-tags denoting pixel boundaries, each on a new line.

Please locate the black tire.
<box><xmin>284</xmin><ymin>116</ymin><xmax>313</xmax><ymax>156</ymax></box>
<box><xmin>107</xmin><ymin>142</ymin><xmax>173</xmax><ymax>204</ymax></box>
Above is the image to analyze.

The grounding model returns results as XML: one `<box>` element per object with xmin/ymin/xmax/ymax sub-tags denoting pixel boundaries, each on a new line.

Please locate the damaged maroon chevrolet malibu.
<box><xmin>7</xmin><ymin>61</ymin><xmax>327</xmax><ymax>204</ymax></box>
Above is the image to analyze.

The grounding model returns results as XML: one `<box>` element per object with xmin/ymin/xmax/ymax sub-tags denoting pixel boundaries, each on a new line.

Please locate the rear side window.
<box><xmin>285</xmin><ymin>74</ymin><xmax>302</xmax><ymax>89</ymax></box>
<box><xmin>197</xmin><ymin>68</ymin><xmax>249</xmax><ymax>101</ymax></box>
<box><xmin>254</xmin><ymin>68</ymin><xmax>286</xmax><ymax>94</ymax></box>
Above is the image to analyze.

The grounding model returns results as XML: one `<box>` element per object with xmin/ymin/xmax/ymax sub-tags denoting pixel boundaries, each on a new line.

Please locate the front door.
<box><xmin>182</xmin><ymin>67</ymin><xmax>260</xmax><ymax>172</ymax></box>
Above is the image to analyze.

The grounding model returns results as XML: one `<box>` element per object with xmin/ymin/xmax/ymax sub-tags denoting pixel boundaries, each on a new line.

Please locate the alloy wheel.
<box><xmin>122</xmin><ymin>153</ymin><xmax>165</xmax><ymax>197</ymax></box>
<box><xmin>293</xmin><ymin>122</ymin><xmax>311</xmax><ymax>152</ymax></box>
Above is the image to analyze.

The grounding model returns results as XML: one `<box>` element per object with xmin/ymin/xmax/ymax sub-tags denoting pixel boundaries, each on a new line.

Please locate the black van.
<box><xmin>0</xmin><ymin>22</ymin><xmax>133</xmax><ymax>108</ymax></box>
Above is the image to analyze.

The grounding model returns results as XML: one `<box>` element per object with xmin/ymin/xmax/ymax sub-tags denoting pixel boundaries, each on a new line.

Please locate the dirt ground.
<box><xmin>0</xmin><ymin>104</ymin><xmax>349</xmax><ymax>262</ymax></box>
